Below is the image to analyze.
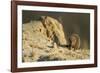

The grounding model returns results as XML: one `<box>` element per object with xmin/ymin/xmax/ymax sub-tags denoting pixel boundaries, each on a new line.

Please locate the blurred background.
<box><xmin>22</xmin><ymin>10</ymin><xmax>90</xmax><ymax>49</ymax></box>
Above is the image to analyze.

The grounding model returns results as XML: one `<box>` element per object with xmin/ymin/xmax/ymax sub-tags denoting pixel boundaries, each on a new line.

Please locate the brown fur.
<box><xmin>69</xmin><ymin>34</ymin><xmax>80</xmax><ymax>50</ymax></box>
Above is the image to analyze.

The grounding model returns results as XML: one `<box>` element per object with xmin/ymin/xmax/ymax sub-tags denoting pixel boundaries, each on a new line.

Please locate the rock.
<box><xmin>53</xmin><ymin>43</ymin><xmax>58</xmax><ymax>49</ymax></box>
<box><xmin>22</xmin><ymin>16</ymin><xmax>67</xmax><ymax>57</ymax></box>
<box><xmin>41</xmin><ymin>16</ymin><xmax>67</xmax><ymax>46</ymax></box>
